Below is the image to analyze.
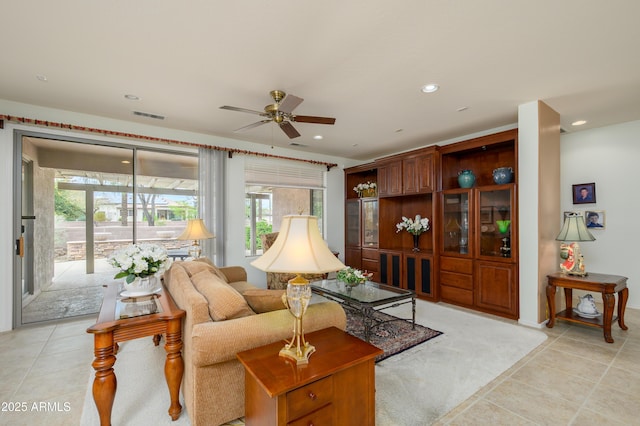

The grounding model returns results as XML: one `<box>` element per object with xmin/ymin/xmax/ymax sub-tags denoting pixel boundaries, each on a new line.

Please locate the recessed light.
<box><xmin>313</xmin><ymin>135</ymin><xmax>323</xmax><ymax>140</ymax></box>
<box><xmin>36</xmin><ymin>75</ymin><xmax>48</xmax><ymax>82</ymax></box>
<box><xmin>121</xmin><ymin>160</ymin><xmax>131</xmax><ymax>164</ymax></box>
<box><xmin>421</xmin><ymin>83</ymin><xmax>439</xmax><ymax>93</ymax></box>
<box><xmin>124</xmin><ymin>94</ymin><xmax>140</xmax><ymax>101</ymax></box>
<box><xmin>572</xmin><ymin>120</ymin><xmax>587</xmax><ymax>126</ymax></box>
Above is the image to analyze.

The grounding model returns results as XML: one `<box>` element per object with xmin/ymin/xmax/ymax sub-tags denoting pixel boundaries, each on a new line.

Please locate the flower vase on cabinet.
<box><xmin>412</xmin><ymin>234</ymin><xmax>421</xmax><ymax>252</ymax></box>
<box><xmin>492</xmin><ymin>167</ymin><xmax>513</xmax><ymax>184</ymax></box>
<box><xmin>458</xmin><ymin>170</ymin><xmax>475</xmax><ymax>188</ymax></box>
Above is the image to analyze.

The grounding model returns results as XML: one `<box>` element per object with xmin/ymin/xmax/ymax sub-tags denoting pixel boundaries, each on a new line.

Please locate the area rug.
<box><xmin>80</xmin><ymin>300</ymin><xmax>547</xmax><ymax>426</ymax></box>
<box><xmin>345</xmin><ymin>308</ymin><xmax>442</xmax><ymax>361</ymax></box>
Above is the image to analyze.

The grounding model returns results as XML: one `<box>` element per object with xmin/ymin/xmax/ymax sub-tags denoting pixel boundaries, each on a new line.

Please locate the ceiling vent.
<box><xmin>133</xmin><ymin>111</ymin><xmax>165</xmax><ymax>120</ymax></box>
<box><xmin>289</xmin><ymin>142</ymin><xmax>308</xmax><ymax>147</ymax></box>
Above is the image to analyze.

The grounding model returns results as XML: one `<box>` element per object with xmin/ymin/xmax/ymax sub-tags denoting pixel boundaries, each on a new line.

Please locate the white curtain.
<box><xmin>199</xmin><ymin>148</ymin><xmax>225</xmax><ymax>265</ymax></box>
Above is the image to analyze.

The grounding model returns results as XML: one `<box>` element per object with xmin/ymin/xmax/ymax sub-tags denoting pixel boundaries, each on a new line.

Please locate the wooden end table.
<box><xmin>237</xmin><ymin>327</ymin><xmax>383</xmax><ymax>426</ymax></box>
<box><xmin>86</xmin><ymin>283</ymin><xmax>185</xmax><ymax>426</ymax></box>
<box><xmin>546</xmin><ymin>272</ymin><xmax>628</xmax><ymax>343</ymax></box>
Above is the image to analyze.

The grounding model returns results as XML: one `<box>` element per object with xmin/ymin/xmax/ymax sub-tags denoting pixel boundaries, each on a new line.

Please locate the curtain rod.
<box><xmin>0</xmin><ymin>115</ymin><xmax>338</xmax><ymax>171</ymax></box>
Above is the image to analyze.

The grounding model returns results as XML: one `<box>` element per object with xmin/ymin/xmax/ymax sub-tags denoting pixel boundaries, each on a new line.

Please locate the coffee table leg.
<box><xmin>92</xmin><ymin>332</ymin><xmax>117</xmax><ymax>426</ymax></box>
<box><xmin>362</xmin><ymin>307</ymin><xmax>375</xmax><ymax>342</ymax></box>
<box><xmin>412</xmin><ymin>296</ymin><xmax>416</xmax><ymax>330</ymax></box>
<box><xmin>618</xmin><ymin>288</ymin><xmax>629</xmax><ymax>330</ymax></box>
<box><xmin>164</xmin><ymin>318</ymin><xmax>184</xmax><ymax>420</ymax></box>
<box><xmin>602</xmin><ymin>292</ymin><xmax>615</xmax><ymax>343</ymax></box>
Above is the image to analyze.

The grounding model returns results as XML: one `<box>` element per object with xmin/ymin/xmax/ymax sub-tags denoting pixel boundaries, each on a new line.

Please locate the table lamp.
<box><xmin>555</xmin><ymin>212</ymin><xmax>595</xmax><ymax>276</ymax></box>
<box><xmin>251</xmin><ymin>215</ymin><xmax>345</xmax><ymax>364</ymax></box>
<box><xmin>177</xmin><ymin>219</ymin><xmax>214</xmax><ymax>259</ymax></box>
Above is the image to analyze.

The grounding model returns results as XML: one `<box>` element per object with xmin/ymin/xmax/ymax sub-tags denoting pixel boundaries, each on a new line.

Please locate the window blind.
<box><xmin>245</xmin><ymin>158</ymin><xmax>325</xmax><ymax>188</ymax></box>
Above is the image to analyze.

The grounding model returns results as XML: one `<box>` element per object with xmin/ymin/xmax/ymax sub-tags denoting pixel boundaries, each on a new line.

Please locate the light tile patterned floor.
<box><xmin>1</xmin><ymin>306</ymin><xmax>638</xmax><ymax>425</ymax></box>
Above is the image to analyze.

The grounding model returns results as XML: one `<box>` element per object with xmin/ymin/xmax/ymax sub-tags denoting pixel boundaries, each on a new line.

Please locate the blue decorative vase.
<box><xmin>457</xmin><ymin>170</ymin><xmax>475</xmax><ymax>188</ymax></box>
<box><xmin>492</xmin><ymin>167</ymin><xmax>513</xmax><ymax>184</ymax></box>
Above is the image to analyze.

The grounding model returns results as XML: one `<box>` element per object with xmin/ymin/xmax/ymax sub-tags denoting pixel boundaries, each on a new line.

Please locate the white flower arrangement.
<box><xmin>353</xmin><ymin>181</ymin><xmax>377</xmax><ymax>196</ymax></box>
<box><xmin>396</xmin><ymin>215</ymin><xmax>430</xmax><ymax>235</ymax></box>
<box><xmin>108</xmin><ymin>243</ymin><xmax>169</xmax><ymax>284</ymax></box>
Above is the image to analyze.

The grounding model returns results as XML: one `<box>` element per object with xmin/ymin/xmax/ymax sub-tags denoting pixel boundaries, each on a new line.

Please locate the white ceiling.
<box><xmin>2</xmin><ymin>1</ymin><xmax>639</xmax><ymax>161</ymax></box>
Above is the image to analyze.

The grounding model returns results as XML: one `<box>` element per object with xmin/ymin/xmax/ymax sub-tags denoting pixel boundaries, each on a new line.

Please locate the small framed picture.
<box><xmin>572</xmin><ymin>183</ymin><xmax>596</xmax><ymax>204</ymax></box>
<box><xmin>480</xmin><ymin>207</ymin><xmax>493</xmax><ymax>224</ymax></box>
<box><xmin>585</xmin><ymin>210</ymin><xmax>605</xmax><ymax>230</ymax></box>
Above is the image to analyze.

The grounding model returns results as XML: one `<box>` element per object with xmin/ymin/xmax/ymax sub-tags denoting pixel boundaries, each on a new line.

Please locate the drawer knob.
<box><xmin>308</xmin><ymin>391</ymin><xmax>317</xmax><ymax>400</ymax></box>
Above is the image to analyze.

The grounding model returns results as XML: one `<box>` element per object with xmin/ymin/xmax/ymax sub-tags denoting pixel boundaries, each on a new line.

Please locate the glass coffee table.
<box><xmin>310</xmin><ymin>279</ymin><xmax>415</xmax><ymax>342</ymax></box>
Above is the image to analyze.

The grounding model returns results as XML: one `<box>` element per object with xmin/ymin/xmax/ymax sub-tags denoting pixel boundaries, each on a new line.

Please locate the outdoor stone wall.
<box><xmin>64</xmin><ymin>239</ymin><xmax>190</xmax><ymax>261</ymax></box>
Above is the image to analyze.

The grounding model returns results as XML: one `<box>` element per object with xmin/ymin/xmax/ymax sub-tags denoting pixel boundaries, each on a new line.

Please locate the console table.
<box><xmin>86</xmin><ymin>283</ymin><xmax>185</xmax><ymax>426</ymax></box>
<box><xmin>546</xmin><ymin>272</ymin><xmax>628</xmax><ymax>343</ymax></box>
<box><xmin>237</xmin><ymin>327</ymin><xmax>383</xmax><ymax>426</ymax></box>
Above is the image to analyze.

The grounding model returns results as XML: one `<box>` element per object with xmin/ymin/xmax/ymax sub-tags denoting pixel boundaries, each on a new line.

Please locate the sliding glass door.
<box><xmin>14</xmin><ymin>132</ymin><xmax>197</xmax><ymax>326</ymax></box>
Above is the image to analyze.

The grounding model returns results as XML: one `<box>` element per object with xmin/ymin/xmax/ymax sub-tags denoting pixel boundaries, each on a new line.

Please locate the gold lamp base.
<box><xmin>279</xmin><ymin>274</ymin><xmax>315</xmax><ymax>365</ymax></box>
<box><xmin>279</xmin><ymin>340</ymin><xmax>316</xmax><ymax>365</ymax></box>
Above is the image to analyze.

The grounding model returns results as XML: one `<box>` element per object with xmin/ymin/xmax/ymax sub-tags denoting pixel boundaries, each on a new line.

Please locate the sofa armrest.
<box><xmin>218</xmin><ymin>266</ymin><xmax>247</xmax><ymax>283</ymax></box>
<box><xmin>190</xmin><ymin>301</ymin><xmax>346</xmax><ymax>366</ymax></box>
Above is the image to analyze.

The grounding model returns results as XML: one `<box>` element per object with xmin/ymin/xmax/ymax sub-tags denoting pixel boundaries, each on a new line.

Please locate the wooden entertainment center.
<box><xmin>345</xmin><ymin>129</ymin><xmax>519</xmax><ymax>319</ymax></box>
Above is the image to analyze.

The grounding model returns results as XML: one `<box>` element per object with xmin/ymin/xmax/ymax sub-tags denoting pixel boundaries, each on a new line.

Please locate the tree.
<box><xmin>138</xmin><ymin>193</ymin><xmax>157</xmax><ymax>226</ymax></box>
<box><xmin>54</xmin><ymin>188</ymin><xmax>85</xmax><ymax>220</ymax></box>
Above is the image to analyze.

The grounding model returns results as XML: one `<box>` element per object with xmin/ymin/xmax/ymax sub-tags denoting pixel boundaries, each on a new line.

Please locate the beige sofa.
<box><xmin>163</xmin><ymin>259</ymin><xmax>346</xmax><ymax>426</ymax></box>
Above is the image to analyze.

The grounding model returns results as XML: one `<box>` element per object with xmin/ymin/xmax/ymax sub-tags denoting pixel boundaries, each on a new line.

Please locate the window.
<box><xmin>245</xmin><ymin>159</ymin><xmax>325</xmax><ymax>256</ymax></box>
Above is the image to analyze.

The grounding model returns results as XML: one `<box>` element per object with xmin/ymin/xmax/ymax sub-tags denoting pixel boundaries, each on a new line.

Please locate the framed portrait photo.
<box><xmin>572</xmin><ymin>182</ymin><xmax>596</xmax><ymax>204</ymax></box>
<box><xmin>585</xmin><ymin>210</ymin><xmax>605</xmax><ymax>230</ymax></box>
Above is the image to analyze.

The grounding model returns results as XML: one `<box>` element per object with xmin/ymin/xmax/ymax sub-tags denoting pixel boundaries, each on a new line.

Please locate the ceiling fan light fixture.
<box><xmin>421</xmin><ymin>83</ymin><xmax>439</xmax><ymax>93</ymax></box>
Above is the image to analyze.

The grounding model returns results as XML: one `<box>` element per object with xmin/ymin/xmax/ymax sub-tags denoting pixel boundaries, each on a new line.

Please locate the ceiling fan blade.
<box><xmin>279</xmin><ymin>121</ymin><xmax>301</xmax><ymax>139</ymax></box>
<box><xmin>278</xmin><ymin>94</ymin><xmax>304</xmax><ymax>114</ymax></box>
<box><xmin>292</xmin><ymin>115</ymin><xmax>336</xmax><ymax>125</ymax></box>
<box><xmin>234</xmin><ymin>120</ymin><xmax>270</xmax><ymax>132</ymax></box>
<box><xmin>220</xmin><ymin>105</ymin><xmax>266</xmax><ymax>116</ymax></box>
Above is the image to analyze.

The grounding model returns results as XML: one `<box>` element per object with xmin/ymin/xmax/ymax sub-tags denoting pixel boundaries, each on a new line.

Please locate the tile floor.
<box><xmin>1</xmin><ymin>307</ymin><xmax>638</xmax><ymax>425</ymax></box>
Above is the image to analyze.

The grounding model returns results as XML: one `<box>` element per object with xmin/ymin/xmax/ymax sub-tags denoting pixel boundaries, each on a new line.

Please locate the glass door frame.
<box><xmin>12</xmin><ymin>129</ymin><xmax>198</xmax><ymax>328</ymax></box>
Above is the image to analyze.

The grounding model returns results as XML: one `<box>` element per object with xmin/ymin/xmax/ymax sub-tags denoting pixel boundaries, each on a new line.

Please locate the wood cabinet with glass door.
<box><xmin>344</xmin><ymin>164</ymin><xmax>379</xmax><ymax>280</ymax></box>
<box><xmin>438</xmin><ymin>129</ymin><xmax>518</xmax><ymax>319</ymax></box>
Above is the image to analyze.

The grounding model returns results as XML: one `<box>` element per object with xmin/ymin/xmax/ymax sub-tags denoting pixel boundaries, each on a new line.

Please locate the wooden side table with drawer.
<box><xmin>237</xmin><ymin>326</ymin><xmax>383</xmax><ymax>426</ymax></box>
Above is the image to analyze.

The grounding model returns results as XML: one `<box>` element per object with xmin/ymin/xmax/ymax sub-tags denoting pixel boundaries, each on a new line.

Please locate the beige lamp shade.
<box><xmin>555</xmin><ymin>212</ymin><xmax>595</xmax><ymax>242</ymax></box>
<box><xmin>177</xmin><ymin>219</ymin><xmax>215</xmax><ymax>241</ymax></box>
<box><xmin>251</xmin><ymin>215</ymin><xmax>345</xmax><ymax>274</ymax></box>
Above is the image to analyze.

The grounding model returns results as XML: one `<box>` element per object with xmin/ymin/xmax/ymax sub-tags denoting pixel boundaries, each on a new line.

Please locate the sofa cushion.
<box><xmin>242</xmin><ymin>289</ymin><xmax>287</xmax><ymax>313</ymax></box>
<box><xmin>191</xmin><ymin>270</ymin><xmax>255</xmax><ymax>321</ymax></box>
<box><xmin>228</xmin><ymin>281</ymin><xmax>259</xmax><ymax>295</ymax></box>
<box><xmin>180</xmin><ymin>259</ymin><xmax>229</xmax><ymax>283</ymax></box>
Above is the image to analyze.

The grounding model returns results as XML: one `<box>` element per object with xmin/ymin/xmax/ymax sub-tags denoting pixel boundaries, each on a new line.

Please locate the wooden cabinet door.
<box><xmin>379</xmin><ymin>250</ymin><xmax>402</xmax><ymax>288</ymax></box>
<box><xmin>345</xmin><ymin>199</ymin><xmax>361</xmax><ymax>248</ymax></box>
<box><xmin>475</xmin><ymin>261</ymin><xmax>518</xmax><ymax>319</ymax></box>
<box><xmin>404</xmin><ymin>253</ymin><xmax>435</xmax><ymax>299</ymax></box>
<box><xmin>378</xmin><ymin>161</ymin><xmax>402</xmax><ymax>197</ymax></box>
<box><xmin>345</xmin><ymin>248</ymin><xmax>362</xmax><ymax>269</ymax></box>
<box><xmin>403</xmin><ymin>154</ymin><xmax>433</xmax><ymax>194</ymax></box>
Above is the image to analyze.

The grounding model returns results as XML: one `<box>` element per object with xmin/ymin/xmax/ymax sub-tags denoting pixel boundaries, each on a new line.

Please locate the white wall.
<box><xmin>561</xmin><ymin>120</ymin><xmax>640</xmax><ymax>308</ymax></box>
<box><xmin>0</xmin><ymin>99</ymin><xmax>356</xmax><ymax>332</ymax></box>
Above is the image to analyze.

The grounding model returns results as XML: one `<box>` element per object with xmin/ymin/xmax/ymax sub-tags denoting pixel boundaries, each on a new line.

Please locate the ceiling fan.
<box><xmin>220</xmin><ymin>90</ymin><xmax>336</xmax><ymax>139</ymax></box>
